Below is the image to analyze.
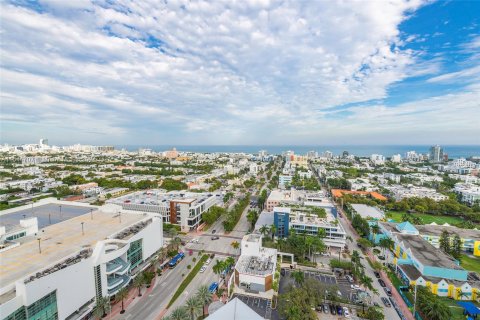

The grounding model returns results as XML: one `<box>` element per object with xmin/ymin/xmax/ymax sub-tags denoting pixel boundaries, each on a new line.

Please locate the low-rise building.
<box><xmin>454</xmin><ymin>183</ymin><xmax>480</xmax><ymax>205</ymax></box>
<box><xmin>108</xmin><ymin>190</ymin><xmax>222</xmax><ymax>232</ymax></box>
<box><xmin>234</xmin><ymin>234</ymin><xmax>277</xmax><ymax>298</ymax></box>
<box><xmin>350</xmin><ymin>204</ymin><xmax>384</xmax><ymax>220</ymax></box>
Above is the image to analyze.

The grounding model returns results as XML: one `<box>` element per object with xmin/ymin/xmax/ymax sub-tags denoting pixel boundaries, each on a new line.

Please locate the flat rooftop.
<box><xmin>351</xmin><ymin>204</ymin><xmax>384</xmax><ymax>220</ymax></box>
<box><xmin>236</xmin><ymin>255</ymin><xmax>275</xmax><ymax>277</ymax></box>
<box><xmin>414</xmin><ymin>224</ymin><xmax>480</xmax><ymax>239</ymax></box>
<box><xmin>395</xmin><ymin>233</ymin><xmax>463</xmax><ymax>270</ymax></box>
<box><xmin>0</xmin><ymin>210</ymin><xmax>146</xmax><ymax>288</ymax></box>
<box><xmin>0</xmin><ymin>204</ymin><xmax>95</xmax><ymax>231</ymax></box>
<box><xmin>110</xmin><ymin>189</ymin><xmax>218</xmax><ymax>207</ymax></box>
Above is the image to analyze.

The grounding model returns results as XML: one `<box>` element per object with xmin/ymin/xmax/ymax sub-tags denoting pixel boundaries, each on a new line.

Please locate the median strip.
<box><xmin>167</xmin><ymin>254</ymin><xmax>209</xmax><ymax>308</ymax></box>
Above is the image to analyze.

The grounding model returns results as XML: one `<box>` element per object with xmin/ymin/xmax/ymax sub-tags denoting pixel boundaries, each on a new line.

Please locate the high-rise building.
<box><xmin>39</xmin><ymin>138</ymin><xmax>48</xmax><ymax>146</ymax></box>
<box><xmin>429</xmin><ymin>145</ymin><xmax>444</xmax><ymax>163</ymax></box>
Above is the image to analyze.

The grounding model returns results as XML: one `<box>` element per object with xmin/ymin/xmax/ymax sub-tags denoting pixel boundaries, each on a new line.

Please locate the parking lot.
<box><xmin>232</xmin><ymin>294</ymin><xmax>272</xmax><ymax>319</ymax></box>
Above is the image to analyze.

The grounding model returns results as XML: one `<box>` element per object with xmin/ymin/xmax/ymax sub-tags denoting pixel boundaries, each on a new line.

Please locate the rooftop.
<box><xmin>331</xmin><ymin>189</ymin><xmax>387</xmax><ymax>201</ymax></box>
<box><xmin>0</xmin><ymin>210</ymin><xmax>146</xmax><ymax>289</ymax></box>
<box><xmin>350</xmin><ymin>204</ymin><xmax>384</xmax><ymax>220</ymax></box>
<box><xmin>415</xmin><ymin>224</ymin><xmax>480</xmax><ymax>239</ymax></box>
<box><xmin>236</xmin><ymin>255</ymin><xmax>275</xmax><ymax>277</ymax></box>
<box><xmin>109</xmin><ymin>189</ymin><xmax>218</xmax><ymax>207</ymax></box>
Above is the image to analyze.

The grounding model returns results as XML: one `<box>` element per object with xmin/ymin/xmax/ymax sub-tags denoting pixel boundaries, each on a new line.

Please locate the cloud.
<box><xmin>0</xmin><ymin>0</ymin><xmax>477</xmax><ymax>145</ymax></box>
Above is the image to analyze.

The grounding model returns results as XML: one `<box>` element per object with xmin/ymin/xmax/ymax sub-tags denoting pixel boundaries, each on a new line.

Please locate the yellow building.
<box><xmin>474</xmin><ymin>240</ymin><xmax>480</xmax><ymax>257</ymax></box>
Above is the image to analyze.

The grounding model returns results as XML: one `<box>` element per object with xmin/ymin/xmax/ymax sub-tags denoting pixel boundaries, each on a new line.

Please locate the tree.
<box><xmin>439</xmin><ymin>229</ymin><xmax>450</xmax><ymax>254</ymax></box>
<box><xmin>169</xmin><ymin>306</ymin><xmax>189</xmax><ymax>320</ymax></box>
<box><xmin>93</xmin><ymin>296</ymin><xmax>110</xmax><ymax>319</ymax></box>
<box><xmin>134</xmin><ymin>274</ymin><xmax>144</xmax><ymax>297</ymax></box>
<box><xmin>259</xmin><ymin>225</ymin><xmax>269</xmax><ymax>237</ymax></box>
<box><xmin>230</xmin><ymin>241</ymin><xmax>240</xmax><ymax>254</ymax></box>
<box><xmin>360</xmin><ymin>274</ymin><xmax>374</xmax><ymax>291</ymax></box>
<box><xmin>291</xmin><ymin>270</ymin><xmax>304</xmax><ymax>285</ymax></box>
<box><xmin>379</xmin><ymin>237</ymin><xmax>394</xmax><ymax>256</ymax></box>
<box><xmin>195</xmin><ymin>285</ymin><xmax>213</xmax><ymax>318</ymax></box>
<box><xmin>185</xmin><ymin>296</ymin><xmax>202</xmax><ymax>320</ymax></box>
<box><xmin>213</xmin><ymin>260</ymin><xmax>226</xmax><ymax>277</ymax></box>
<box><xmin>370</xmin><ymin>224</ymin><xmax>380</xmax><ymax>241</ymax></box>
<box><xmin>270</xmin><ymin>224</ymin><xmax>277</xmax><ymax>240</ymax></box>
<box><xmin>451</xmin><ymin>233</ymin><xmax>462</xmax><ymax>260</ymax></box>
<box><xmin>170</xmin><ymin>237</ymin><xmax>182</xmax><ymax>251</ymax></box>
<box><xmin>417</xmin><ymin>286</ymin><xmax>452</xmax><ymax>320</ymax></box>
<box><xmin>363</xmin><ymin>307</ymin><xmax>385</xmax><ymax>320</ymax></box>
<box><xmin>115</xmin><ymin>287</ymin><xmax>129</xmax><ymax>314</ymax></box>
<box><xmin>246</xmin><ymin>210</ymin><xmax>258</xmax><ymax>229</ymax></box>
<box><xmin>225</xmin><ymin>256</ymin><xmax>235</xmax><ymax>268</ymax></box>
<box><xmin>278</xmin><ymin>287</ymin><xmax>317</xmax><ymax>320</ymax></box>
<box><xmin>357</xmin><ymin>238</ymin><xmax>373</xmax><ymax>251</ymax></box>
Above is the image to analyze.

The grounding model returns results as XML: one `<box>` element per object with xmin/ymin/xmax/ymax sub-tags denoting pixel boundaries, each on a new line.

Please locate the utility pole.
<box><xmin>90</xmin><ymin>208</ymin><xmax>93</xmax><ymax>220</ymax></box>
<box><xmin>37</xmin><ymin>238</ymin><xmax>42</xmax><ymax>254</ymax></box>
<box><xmin>81</xmin><ymin>222</ymin><xmax>85</xmax><ymax>235</ymax></box>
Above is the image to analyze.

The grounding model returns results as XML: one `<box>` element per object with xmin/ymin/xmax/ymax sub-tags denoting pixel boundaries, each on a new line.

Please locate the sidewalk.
<box><xmin>338</xmin><ymin>210</ymin><xmax>414</xmax><ymax>320</ymax></box>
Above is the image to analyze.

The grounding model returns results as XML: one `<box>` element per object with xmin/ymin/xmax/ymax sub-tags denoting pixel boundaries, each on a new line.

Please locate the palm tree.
<box><xmin>93</xmin><ymin>296</ymin><xmax>110</xmax><ymax>319</ymax></box>
<box><xmin>195</xmin><ymin>284</ymin><xmax>213</xmax><ymax>318</ymax></box>
<box><xmin>371</xmin><ymin>224</ymin><xmax>380</xmax><ymax>242</ymax></box>
<box><xmin>171</xmin><ymin>237</ymin><xmax>182</xmax><ymax>251</ymax></box>
<box><xmin>259</xmin><ymin>225</ymin><xmax>269</xmax><ymax>237</ymax></box>
<box><xmin>230</xmin><ymin>241</ymin><xmax>240</xmax><ymax>255</ymax></box>
<box><xmin>185</xmin><ymin>296</ymin><xmax>202</xmax><ymax>320</ymax></box>
<box><xmin>115</xmin><ymin>287</ymin><xmax>129</xmax><ymax>314</ymax></box>
<box><xmin>133</xmin><ymin>274</ymin><xmax>144</xmax><ymax>297</ymax></box>
<box><xmin>246</xmin><ymin>210</ymin><xmax>257</xmax><ymax>229</ymax></box>
<box><xmin>213</xmin><ymin>260</ymin><xmax>225</xmax><ymax>278</ymax></box>
<box><xmin>360</xmin><ymin>274</ymin><xmax>374</xmax><ymax>291</ymax></box>
<box><xmin>225</xmin><ymin>256</ymin><xmax>235</xmax><ymax>268</ymax></box>
<box><xmin>420</xmin><ymin>297</ymin><xmax>452</xmax><ymax>320</ymax></box>
<box><xmin>269</xmin><ymin>224</ymin><xmax>277</xmax><ymax>240</ymax></box>
<box><xmin>169</xmin><ymin>306</ymin><xmax>189</xmax><ymax>320</ymax></box>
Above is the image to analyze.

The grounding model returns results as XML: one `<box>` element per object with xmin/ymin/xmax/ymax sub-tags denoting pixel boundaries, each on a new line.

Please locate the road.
<box><xmin>116</xmin><ymin>254</ymin><xmax>195</xmax><ymax>320</ymax></box>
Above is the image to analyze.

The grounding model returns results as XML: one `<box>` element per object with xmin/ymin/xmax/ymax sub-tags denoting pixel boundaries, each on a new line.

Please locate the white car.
<box><xmin>205</xmin><ymin>259</ymin><xmax>211</xmax><ymax>265</ymax></box>
<box><xmin>351</xmin><ymin>284</ymin><xmax>361</xmax><ymax>290</ymax></box>
<box><xmin>345</xmin><ymin>275</ymin><xmax>354</xmax><ymax>283</ymax></box>
<box><xmin>343</xmin><ymin>307</ymin><xmax>350</xmax><ymax>318</ymax></box>
<box><xmin>199</xmin><ymin>266</ymin><xmax>207</xmax><ymax>273</ymax></box>
<box><xmin>191</xmin><ymin>239</ymin><xmax>199</xmax><ymax>243</ymax></box>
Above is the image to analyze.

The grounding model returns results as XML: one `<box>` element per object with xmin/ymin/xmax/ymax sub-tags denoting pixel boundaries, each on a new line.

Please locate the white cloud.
<box><xmin>1</xmin><ymin>0</ymin><xmax>477</xmax><ymax>145</ymax></box>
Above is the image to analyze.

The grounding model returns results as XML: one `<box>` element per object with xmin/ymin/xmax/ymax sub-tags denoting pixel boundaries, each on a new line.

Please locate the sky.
<box><xmin>1</xmin><ymin>0</ymin><xmax>479</xmax><ymax>146</ymax></box>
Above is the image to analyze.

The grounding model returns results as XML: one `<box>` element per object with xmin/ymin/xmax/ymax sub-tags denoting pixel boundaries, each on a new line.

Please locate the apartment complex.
<box><xmin>108</xmin><ymin>190</ymin><xmax>221</xmax><ymax>232</ymax></box>
<box><xmin>0</xmin><ymin>204</ymin><xmax>163</xmax><ymax>320</ymax></box>
<box><xmin>454</xmin><ymin>183</ymin><xmax>480</xmax><ymax>205</ymax></box>
<box><xmin>378</xmin><ymin>221</ymin><xmax>479</xmax><ymax>301</ymax></box>
<box><xmin>273</xmin><ymin>206</ymin><xmax>346</xmax><ymax>249</ymax></box>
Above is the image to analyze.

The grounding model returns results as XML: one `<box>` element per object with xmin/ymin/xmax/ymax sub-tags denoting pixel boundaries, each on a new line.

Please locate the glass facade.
<box><xmin>6</xmin><ymin>231</ymin><xmax>26</xmax><ymax>241</ymax></box>
<box><xmin>127</xmin><ymin>239</ymin><xmax>143</xmax><ymax>270</ymax></box>
<box><xmin>4</xmin><ymin>306</ymin><xmax>27</xmax><ymax>320</ymax></box>
<box><xmin>26</xmin><ymin>291</ymin><xmax>58</xmax><ymax>320</ymax></box>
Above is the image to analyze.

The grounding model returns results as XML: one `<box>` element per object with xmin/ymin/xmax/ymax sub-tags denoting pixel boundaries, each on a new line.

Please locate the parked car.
<box><xmin>205</xmin><ymin>259</ymin><xmax>211</xmax><ymax>265</ymax></box>
<box><xmin>374</xmin><ymin>271</ymin><xmax>380</xmax><ymax>278</ymax></box>
<box><xmin>199</xmin><ymin>266</ymin><xmax>207</xmax><ymax>273</ymax></box>
<box><xmin>378</xmin><ymin>279</ymin><xmax>386</xmax><ymax>287</ymax></box>
<box><xmin>336</xmin><ymin>305</ymin><xmax>343</xmax><ymax>315</ymax></box>
<box><xmin>211</xmin><ymin>236</ymin><xmax>220</xmax><ymax>240</ymax></box>
<box><xmin>343</xmin><ymin>307</ymin><xmax>350</xmax><ymax>318</ymax></box>
<box><xmin>345</xmin><ymin>275</ymin><xmax>354</xmax><ymax>283</ymax></box>
<box><xmin>351</xmin><ymin>284</ymin><xmax>360</xmax><ymax>290</ymax></box>
<box><xmin>378</xmin><ymin>256</ymin><xmax>386</xmax><ymax>260</ymax></box>
<box><xmin>329</xmin><ymin>304</ymin><xmax>336</xmax><ymax>315</ymax></box>
<box><xmin>384</xmin><ymin>287</ymin><xmax>392</xmax><ymax>296</ymax></box>
<box><xmin>212</xmin><ymin>229</ymin><xmax>216</xmax><ymax>234</ymax></box>
<box><xmin>315</xmin><ymin>305</ymin><xmax>322</xmax><ymax>311</ymax></box>
<box><xmin>323</xmin><ymin>304</ymin><xmax>329</xmax><ymax>313</ymax></box>
<box><xmin>381</xmin><ymin>297</ymin><xmax>392</xmax><ymax>307</ymax></box>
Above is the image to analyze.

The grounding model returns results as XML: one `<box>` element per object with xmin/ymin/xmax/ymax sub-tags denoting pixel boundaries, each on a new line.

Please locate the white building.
<box><xmin>391</xmin><ymin>154</ymin><xmax>402</xmax><ymax>163</ymax></box>
<box><xmin>454</xmin><ymin>183</ymin><xmax>480</xmax><ymax>205</ymax></box>
<box><xmin>108</xmin><ymin>190</ymin><xmax>221</xmax><ymax>232</ymax></box>
<box><xmin>234</xmin><ymin>234</ymin><xmax>277</xmax><ymax>296</ymax></box>
<box><xmin>370</xmin><ymin>154</ymin><xmax>385</xmax><ymax>165</ymax></box>
<box><xmin>278</xmin><ymin>175</ymin><xmax>292</xmax><ymax>187</ymax></box>
<box><xmin>249</xmin><ymin>163</ymin><xmax>259</xmax><ymax>175</ymax></box>
<box><xmin>386</xmin><ymin>185</ymin><xmax>448</xmax><ymax>201</ymax></box>
<box><xmin>0</xmin><ymin>205</ymin><xmax>163</xmax><ymax>320</ymax></box>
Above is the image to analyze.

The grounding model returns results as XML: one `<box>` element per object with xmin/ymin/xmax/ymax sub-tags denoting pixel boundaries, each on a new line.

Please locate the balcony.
<box><xmin>107</xmin><ymin>274</ymin><xmax>130</xmax><ymax>296</ymax></box>
<box><xmin>106</xmin><ymin>257</ymin><xmax>130</xmax><ymax>275</ymax></box>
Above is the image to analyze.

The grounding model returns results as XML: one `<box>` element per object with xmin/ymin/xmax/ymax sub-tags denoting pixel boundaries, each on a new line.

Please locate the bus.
<box><xmin>168</xmin><ymin>252</ymin><xmax>185</xmax><ymax>268</ymax></box>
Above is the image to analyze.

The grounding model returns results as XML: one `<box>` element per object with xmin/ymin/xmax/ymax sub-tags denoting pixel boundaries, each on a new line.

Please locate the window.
<box><xmin>5</xmin><ymin>306</ymin><xmax>26</xmax><ymax>320</ymax></box>
<box><xmin>26</xmin><ymin>291</ymin><xmax>58</xmax><ymax>320</ymax></box>
<box><xmin>127</xmin><ymin>239</ymin><xmax>143</xmax><ymax>270</ymax></box>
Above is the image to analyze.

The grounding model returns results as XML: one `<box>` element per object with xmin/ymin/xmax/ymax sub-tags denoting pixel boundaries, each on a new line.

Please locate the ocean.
<box><xmin>115</xmin><ymin>145</ymin><xmax>480</xmax><ymax>159</ymax></box>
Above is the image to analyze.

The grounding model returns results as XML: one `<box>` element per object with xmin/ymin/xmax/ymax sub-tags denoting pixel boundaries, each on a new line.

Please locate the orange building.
<box><xmin>331</xmin><ymin>189</ymin><xmax>387</xmax><ymax>201</ymax></box>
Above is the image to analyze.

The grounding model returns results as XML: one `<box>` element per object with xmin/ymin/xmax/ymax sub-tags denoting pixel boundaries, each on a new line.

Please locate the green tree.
<box><xmin>195</xmin><ymin>285</ymin><xmax>213</xmax><ymax>318</ymax></box>
<box><xmin>93</xmin><ymin>296</ymin><xmax>110</xmax><ymax>319</ymax></box>
<box><xmin>185</xmin><ymin>296</ymin><xmax>202</xmax><ymax>320</ymax></box>
<box><xmin>363</xmin><ymin>307</ymin><xmax>385</xmax><ymax>320</ymax></box>
<box><xmin>451</xmin><ymin>233</ymin><xmax>462</xmax><ymax>260</ymax></box>
<box><xmin>134</xmin><ymin>274</ymin><xmax>145</xmax><ymax>297</ymax></box>
<box><xmin>213</xmin><ymin>260</ymin><xmax>226</xmax><ymax>277</ymax></box>
<box><xmin>169</xmin><ymin>306</ymin><xmax>189</xmax><ymax>320</ymax></box>
<box><xmin>246</xmin><ymin>210</ymin><xmax>258</xmax><ymax>229</ymax></box>
<box><xmin>417</xmin><ymin>287</ymin><xmax>452</xmax><ymax>320</ymax></box>
<box><xmin>439</xmin><ymin>229</ymin><xmax>450</xmax><ymax>254</ymax></box>
<box><xmin>291</xmin><ymin>270</ymin><xmax>304</xmax><ymax>285</ymax></box>
<box><xmin>379</xmin><ymin>237</ymin><xmax>394</xmax><ymax>256</ymax></box>
<box><xmin>115</xmin><ymin>287</ymin><xmax>129</xmax><ymax>314</ymax></box>
<box><xmin>230</xmin><ymin>241</ymin><xmax>240</xmax><ymax>254</ymax></box>
<box><xmin>259</xmin><ymin>225</ymin><xmax>269</xmax><ymax>237</ymax></box>
<box><xmin>270</xmin><ymin>224</ymin><xmax>277</xmax><ymax>240</ymax></box>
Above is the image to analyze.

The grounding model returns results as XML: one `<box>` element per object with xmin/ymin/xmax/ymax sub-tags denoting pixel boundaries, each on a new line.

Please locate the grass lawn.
<box><xmin>438</xmin><ymin>297</ymin><xmax>480</xmax><ymax>320</ymax></box>
<box><xmin>460</xmin><ymin>254</ymin><xmax>480</xmax><ymax>274</ymax></box>
<box><xmin>386</xmin><ymin>211</ymin><xmax>466</xmax><ymax>225</ymax></box>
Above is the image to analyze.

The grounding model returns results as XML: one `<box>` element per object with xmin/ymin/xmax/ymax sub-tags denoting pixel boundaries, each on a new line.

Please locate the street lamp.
<box><xmin>118</xmin><ymin>211</ymin><xmax>122</xmax><ymax>223</ymax></box>
<box><xmin>90</xmin><ymin>208</ymin><xmax>93</xmax><ymax>220</ymax></box>
<box><xmin>59</xmin><ymin>205</ymin><xmax>62</xmax><ymax>218</ymax></box>
<box><xmin>81</xmin><ymin>222</ymin><xmax>85</xmax><ymax>235</ymax></box>
<box><xmin>37</xmin><ymin>238</ymin><xmax>42</xmax><ymax>254</ymax></box>
<box><xmin>48</xmin><ymin>213</ymin><xmax>51</xmax><ymax>225</ymax></box>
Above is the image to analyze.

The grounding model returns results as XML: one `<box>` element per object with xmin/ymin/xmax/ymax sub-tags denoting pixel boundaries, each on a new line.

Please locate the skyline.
<box><xmin>1</xmin><ymin>0</ymin><xmax>480</xmax><ymax>145</ymax></box>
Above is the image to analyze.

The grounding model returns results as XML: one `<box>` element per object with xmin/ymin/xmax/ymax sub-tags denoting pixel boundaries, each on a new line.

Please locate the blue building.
<box><xmin>273</xmin><ymin>207</ymin><xmax>290</xmax><ymax>238</ymax></box>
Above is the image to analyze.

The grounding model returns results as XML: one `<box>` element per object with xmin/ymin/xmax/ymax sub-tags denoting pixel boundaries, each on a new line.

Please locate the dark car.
<box><xmin>384</xmin><ymin>287</ymin><xmax>392</xmax><ymax>296</ymax></box>
<box><xmin>336</xmin><ymin>305</ymin><xmax>343</xmax><ymax>315</ymax></box>
<box><xmin>329</xmin><ymin>304</ymin><xmax>336</xmax><ymax>315</ymax></box>
<box><xmin>378</xmin><ymin>255</ymin><xmax>386</xmax><ymax>260</ymax></box>
<box><xmin>381</xmin><ymin>297</ymin><xmax>391</xmax><ymax>307</ymax></box>
<box><xmin>211</xmin><ymin>236</ymin><xmax>220</xmax><ymax>240</ymax></box>
<box><xmin>374</xmin><ymin>271</ymin><xmax>380</xmax><ymax>278</ymax></box>
<box><xmin>323</xmin><ymin>304</ymin><xmax>329</xmax><ymax>313</ymax></box>
<box><xmin>212</xmin><ymin>229</ymin><xmax>216</xmax><ymax>234</ymax></box>
<box><xmin>378</xmin><ymin>279</ymin><xmax>386</xmax><ymax>287</ymax></box>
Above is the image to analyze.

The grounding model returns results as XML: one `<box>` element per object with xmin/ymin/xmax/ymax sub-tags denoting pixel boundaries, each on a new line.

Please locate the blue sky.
<box><xmin>1</xmin><ymin>0</ymin><xmax>479</xmax><ymax>146</ymax></box>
